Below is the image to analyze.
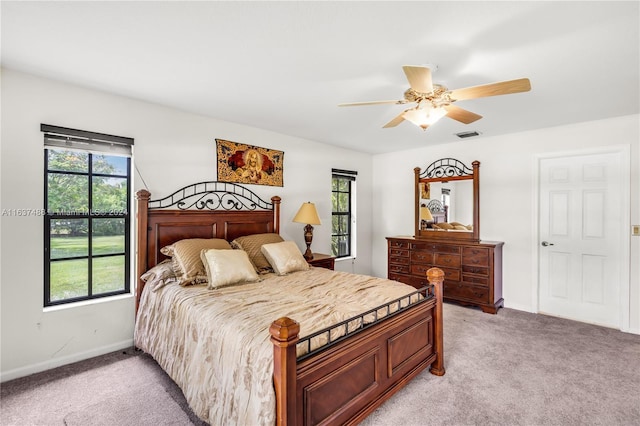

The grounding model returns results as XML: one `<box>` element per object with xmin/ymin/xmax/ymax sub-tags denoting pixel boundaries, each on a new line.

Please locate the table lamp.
<box><xmin>420</xmin><ymin>205</ymin><xmax>433</xmax><ymax>229</ymax></box>
<box><xmin>293</xmin><ymin>202</ymin><xmax>321</xmax><ymax>260</ymax></box>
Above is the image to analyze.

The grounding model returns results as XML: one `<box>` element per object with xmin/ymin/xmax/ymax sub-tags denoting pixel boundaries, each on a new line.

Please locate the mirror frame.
<box><xmin>414</xmin><ymin>158</ymin><xmax>480</xmax><ymax>242</ymax></box>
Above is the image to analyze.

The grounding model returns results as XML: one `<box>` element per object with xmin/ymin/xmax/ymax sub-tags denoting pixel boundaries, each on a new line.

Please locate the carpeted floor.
<box><xmin>0</xmin><ymin>348</ymin><xmax>206</xmax><ymax>426</ymax></box>
<box><xmin>1</xmin><ymin>303</ymin><xmax>639</xmax><ymax>425</ymax></box>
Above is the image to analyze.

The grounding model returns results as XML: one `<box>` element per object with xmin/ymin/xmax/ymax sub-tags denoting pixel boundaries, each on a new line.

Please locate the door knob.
<box><xmin>541</xmin><ymin>241</ymin><xmax>554</xmax><ymax>247</ymax></box>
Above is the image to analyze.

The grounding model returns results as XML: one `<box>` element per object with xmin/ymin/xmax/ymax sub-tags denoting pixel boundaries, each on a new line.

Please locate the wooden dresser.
<box><xmin>387</xmin><ymin>236</ymin><xmax>503</xmax><ymax>314</ymax></box>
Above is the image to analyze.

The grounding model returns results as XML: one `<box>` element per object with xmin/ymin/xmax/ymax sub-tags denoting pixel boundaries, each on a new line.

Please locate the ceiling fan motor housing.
<box><xmin>404</xmin><ymin>85</ymin><xmax>452</xmax><ymax>108</ymax></box>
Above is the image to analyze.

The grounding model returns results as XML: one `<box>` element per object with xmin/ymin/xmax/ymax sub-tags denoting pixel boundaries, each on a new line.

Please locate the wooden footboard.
<box><xmin>270</xmin><ymin>268</ymin><xmax>445</xmax><ymax>426</ymax></box>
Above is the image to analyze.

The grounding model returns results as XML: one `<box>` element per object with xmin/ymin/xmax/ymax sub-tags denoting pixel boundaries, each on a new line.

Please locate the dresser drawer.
<box><xmin>389</xmin><ymin>240</ymin><xmax>409</xmax><ymax>249</ymax></box>
<box><xmin>412</xmin><ymin>273</ymin><xmax>462</xmax><ymax>289</ymax></box>
<box><xmin>411</xmin><ymin>264</ymin><xmax>460</xmax><ymax>282</ymax></box>
<box><xmin>410</xmin><ymin>243</ymin><xmax>460</xmax><ymax>255</ymax></box>
<box><xmin>390</xmin><ymin>255</ymin><xmax>409</xmax><ymax>265</ymax></box>
<box><xmin>389</xmin><ymin>264</ymin><xmax>410</xmax><ymax>275</ymax></box>
<box><xmin>433</xmin><ymin>253</ymin><xmax>461</xmax><ymax>268</ymax></box>
<box><xmin>444</xmin><ymin>281</ymin><xmax>489</xmax><ymax>303</ymax></box>
<box><xmin>462</xmin><ymin>247</ymin><xmax>490</xmax><ymax>266</ymax></box>
<box><xmin>462</xmin><ymin>274</ymin><xmax>489</xmax><ymax>286</ymax></box>
<box><xmin>462</xmin><ymin>265</ymin><xmax>489</xmax><ymax>276</ymax></box>
<box><xmin>389</xmin><ymin>248</ymin><xmax>409</xmax><ymax>258</ymax></box>
<box><xmin>434</xmin><ymin>244</ymin><xmax>461</xmax><ymax>255</ymax></box>
<box><xmin>410</xmin><ymin>275</ymin><xmax>430</xmax><ymax>289</ymax></box>
<box><xmin>410</xmin><ymin>251</ymin><xmax>432</xmax><ymax>264</ymax></box>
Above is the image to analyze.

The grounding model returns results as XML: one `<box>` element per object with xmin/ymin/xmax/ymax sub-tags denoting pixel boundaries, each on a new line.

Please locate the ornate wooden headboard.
<box><xmin>135</xmin><ymin>181</ymin><xmax>280</xmax><ymax>311</ymax></box>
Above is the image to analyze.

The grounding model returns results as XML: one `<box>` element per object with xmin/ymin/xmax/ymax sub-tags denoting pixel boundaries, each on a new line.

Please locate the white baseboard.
<box><xmin>502</xmin><ymin>301</ymin><xmax>536</xmax><ymax>313</ymax></box>
<box><xmin>1</xmin><ymin>339</ymin><xmax>134</xmax><ymax>383</ymax></box>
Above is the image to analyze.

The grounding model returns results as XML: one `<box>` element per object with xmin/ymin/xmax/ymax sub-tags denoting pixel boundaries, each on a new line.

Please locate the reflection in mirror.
<box><xmin>418</xmin><ymin>181</ymin><xmax>472</xmax><ymax>231</ymax></box>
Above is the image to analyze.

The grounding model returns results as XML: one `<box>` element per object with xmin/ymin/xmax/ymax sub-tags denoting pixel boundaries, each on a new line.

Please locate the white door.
<box><xmin>538</xmin><ymin>151</ymin><xmax>626</xmax><ymax>328</ymax></box>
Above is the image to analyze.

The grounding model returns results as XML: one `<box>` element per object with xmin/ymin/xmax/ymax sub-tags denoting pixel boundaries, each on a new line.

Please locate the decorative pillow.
<box><xmin>230</xmin><ymin>233</ymin><xmax>284</xmax><ymax>273</ymax></box>
<box><xmin>200</xmin><ymin>249</ymin><xmax>260</xmax><ymax>289</ymax></box>
<box><xmin>167</xmin><ymin>238</ymin><xmax>233</xmax><ymax>285</ymax></box>
<box><xmin>453</xmin><ymin>225</ymin><xmax>469</xmax><ymax>231</ymax></box>
<box><xmin>261</xmin><ymin>241</ymin><xmax>309</xmax><ymax>276</ymax></box>
<box><xmin>140</xmin><ymin>259</ymin><xmax>177</xmax><ymax>292</ymax></box>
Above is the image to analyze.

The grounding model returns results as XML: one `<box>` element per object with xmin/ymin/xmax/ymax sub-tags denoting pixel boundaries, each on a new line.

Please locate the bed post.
<box><xmin>427</xmin><ymin>267</ymin><xmax>446</xmax><ymax>376</ymax></box>
<box><xmin>271</xmin><ymin>196</ymin><xmax>281</xmax><ymax>234</ymax></box>
<box><xmin>270</xmin><ymin>317</ymin><xmax>300</xmax><ymax>426</ymax></box>
<box><xmin>135</xmin><ymin>189</ymin><xmax>151</xmax><ymax>315</ymax></box>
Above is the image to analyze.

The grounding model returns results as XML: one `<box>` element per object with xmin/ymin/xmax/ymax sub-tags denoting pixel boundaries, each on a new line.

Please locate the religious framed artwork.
<box><xmin>420</xmin><ymin>182</ymin><xmax>431</xmax><ymax>199</ymax></box>
<box><xmin>215</xmin><ymin>139</ymin><xmax>284</xmax><ymax>187</ymax></box>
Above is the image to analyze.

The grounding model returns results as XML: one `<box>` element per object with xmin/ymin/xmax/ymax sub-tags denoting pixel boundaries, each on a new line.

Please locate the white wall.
<box><xmin>0</xmin><ymin>68</ymin><xmax>373</xmax><ymax>381</ymax></box>
<box><xmin>372</xmin><ymin>115</ymin><xmax>640</xmax><ymax>333</ymax></box>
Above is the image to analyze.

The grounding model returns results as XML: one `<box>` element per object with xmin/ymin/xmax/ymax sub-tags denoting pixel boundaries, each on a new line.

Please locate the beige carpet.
<box><xmin>361</xmin><ymin>304</ymin><xmax>640</xmax><ymax>426</ymax></box>
<box><xmin>2</xmin><ymin>303</ymin><xmax>639</xmax><ymax>425</ymax></box>
<box><xmin>0</xmin><ymin>350</ymin><xmax>205</xmax><ymax>426</ymax></box>
<box><xmin>63</xmin><ymin>380</ymin><xmax>192</xmax><ymax>425</ymax></box>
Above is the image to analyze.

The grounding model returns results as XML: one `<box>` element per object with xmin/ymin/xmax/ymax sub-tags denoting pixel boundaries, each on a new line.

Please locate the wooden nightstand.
<box><xmin>307</xmin><ymin>253</ymin><xmax>335</xmax><ymax>270</ymax></box>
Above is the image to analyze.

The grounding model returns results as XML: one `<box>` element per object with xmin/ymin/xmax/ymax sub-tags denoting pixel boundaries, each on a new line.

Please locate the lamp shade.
<box><xmin>293</xmin><ymin>202</ymin><xmax>321</xmax><ymax>225</ymax></box>
<box><xmin>420</xmin><ymin>206</ymin><xmax>433</xmax><ymax>221</ymax></box>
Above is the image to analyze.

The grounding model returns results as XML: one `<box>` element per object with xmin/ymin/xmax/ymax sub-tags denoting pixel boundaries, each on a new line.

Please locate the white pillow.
<box><xmin>261</xmin><ymin>241</ymin><xmax>310</xmax><ymax>275</ymax></box>
<box><xmin>200</xmin><ymin>249</ymin><xmax>260</xmax><ymax>289</ymax></box>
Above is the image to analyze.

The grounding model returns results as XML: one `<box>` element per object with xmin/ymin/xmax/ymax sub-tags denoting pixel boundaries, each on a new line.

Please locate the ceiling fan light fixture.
<box><xmin>402</xmin><ymin>106</ymin><xmax>447</xmax><ymax>130</ymax></box>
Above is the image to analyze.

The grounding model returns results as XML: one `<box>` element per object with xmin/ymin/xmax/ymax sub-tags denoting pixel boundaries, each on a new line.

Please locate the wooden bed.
<box><xmin>135</xmin><ymin>181</ymin><xmax>445</xmax><ymax>426</ymax></box>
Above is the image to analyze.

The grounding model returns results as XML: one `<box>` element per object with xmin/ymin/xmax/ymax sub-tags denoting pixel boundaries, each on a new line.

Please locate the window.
<box><xmin>331</xmin><ymin>169</ymin><xmax>357</xmax><ymax>258</ymax></box>
<box><xmin>42</xmin><ymin>124</ymin><xmax>133</xmax><ymax>307</ymax></box>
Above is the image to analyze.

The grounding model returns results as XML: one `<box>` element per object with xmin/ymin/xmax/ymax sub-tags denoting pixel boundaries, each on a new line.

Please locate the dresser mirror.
<box><xmin>414</xmin><ymin>158</ymin><xmax>480</xmax><ymax>241</ymax></box>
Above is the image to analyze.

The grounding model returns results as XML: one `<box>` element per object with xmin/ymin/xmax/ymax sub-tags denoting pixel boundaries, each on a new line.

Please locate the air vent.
<box><xmin>455</xmin><ymin>131</ymin><xmax>481</xmax><ymax>139</ymax></box>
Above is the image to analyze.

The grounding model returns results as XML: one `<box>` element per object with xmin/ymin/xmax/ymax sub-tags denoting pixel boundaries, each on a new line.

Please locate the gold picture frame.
<box><xmin>216</xmin><ymin>139</ymin><xmax>284</xmax><ymax>187</ymax></box>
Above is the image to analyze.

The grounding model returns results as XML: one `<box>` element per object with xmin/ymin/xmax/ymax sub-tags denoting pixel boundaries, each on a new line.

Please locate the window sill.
<box><xmin>335</xmin><ymin>256</ymin><xmax>356</xmax><ymax>262</ymax></box>
<box><xmin>43</xmin><ymin>292</ymin><xmax>133</xmax><ymax>313</ymax></box>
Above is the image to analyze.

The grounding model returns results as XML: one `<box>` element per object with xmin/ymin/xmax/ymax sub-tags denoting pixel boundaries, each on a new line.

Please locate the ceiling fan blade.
<box><xmin>338</xmin><ymin>100</ymin><xmax>407</xmax><ymax>107</ymax></box>
<box><xmin>449</xmin><ymin>78</ymin><xmax>531</xmax><ymax>101</ymax></box>
<box><xmin>402</xmin><ymin>65</ymin><xmax>434</xmax><ymax>94</ymax></box>
<box><xmin>382</xmin><ymin>111</ymin><xmax>407</xmax><ymax>128</ymax></box>
<box><xmin>444</xmin><ymin>105</ymin><xmax>483</xmax><ymax>124</ymax></box>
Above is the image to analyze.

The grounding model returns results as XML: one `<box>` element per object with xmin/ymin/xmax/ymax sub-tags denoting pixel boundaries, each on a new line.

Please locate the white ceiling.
<box><xmin>2</xmin><ymin>1</ymin><xmax>638</xmax><ymax>154</ymax></box>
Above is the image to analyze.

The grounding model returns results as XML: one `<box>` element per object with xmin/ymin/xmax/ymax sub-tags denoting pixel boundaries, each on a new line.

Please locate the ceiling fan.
<box><xmin>339</xmin><ymin>65</ymin><xmax>531</xmax><ymax>131</ymax></box>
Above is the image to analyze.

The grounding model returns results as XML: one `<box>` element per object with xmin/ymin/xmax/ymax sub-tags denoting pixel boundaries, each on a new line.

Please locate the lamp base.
<box><xmin>303</xmin><ymin>224</ymin><xmax>314</xmax><ymax>260</ymax></box>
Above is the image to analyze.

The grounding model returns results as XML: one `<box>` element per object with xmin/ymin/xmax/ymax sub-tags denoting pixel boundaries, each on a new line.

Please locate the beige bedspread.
<box><xmin>134</xmin><ymin>267</ymin><xmax>420</xmax><ymax>426</ymax></box>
